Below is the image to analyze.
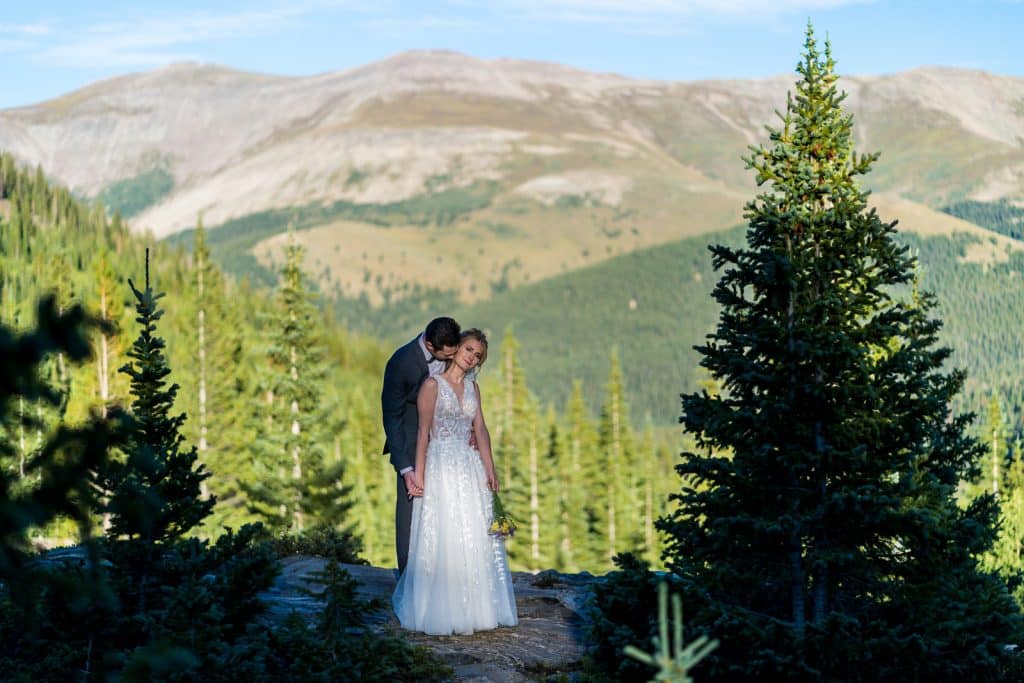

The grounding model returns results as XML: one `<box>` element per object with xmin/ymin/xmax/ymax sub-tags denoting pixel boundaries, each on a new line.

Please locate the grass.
<box><xmin>165</xmin><ymin>180</ymin><xmax>501</xmax><ymax>288</ymax></box>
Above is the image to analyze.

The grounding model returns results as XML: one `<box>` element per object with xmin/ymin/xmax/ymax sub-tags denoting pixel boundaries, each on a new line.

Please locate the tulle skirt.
<box><xmin>392</xmin><ymin>437</ymin><xmax>518</xmax><ymax>635</ymax></box>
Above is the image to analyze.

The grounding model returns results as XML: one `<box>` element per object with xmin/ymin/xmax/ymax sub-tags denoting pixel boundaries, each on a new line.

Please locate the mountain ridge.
<box><xmin>1</xmin><ymin>50</ymin><xmax>1023</xmax><ymax>307</ymax></box>
<box><xmin>2</xmin><ymin>51</ymin><xmax>1022</xmax><ymax>226</ymax></box>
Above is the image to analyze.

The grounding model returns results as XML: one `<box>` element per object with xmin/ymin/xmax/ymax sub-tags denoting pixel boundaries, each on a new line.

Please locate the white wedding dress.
<box><xmin>392</xmin><ymin>375</ymin><xmax>518</xmax><ymax>635</ymax></box>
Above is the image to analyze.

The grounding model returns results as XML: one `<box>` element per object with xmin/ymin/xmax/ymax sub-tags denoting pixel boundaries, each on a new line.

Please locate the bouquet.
<box><xmin>489</xmin><ymin>492</ymin><xmax>517</xmax><ymax>539</ymax></box>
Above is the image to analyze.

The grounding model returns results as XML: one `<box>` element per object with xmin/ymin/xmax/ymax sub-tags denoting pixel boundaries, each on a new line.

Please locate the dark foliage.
<box><xmin>582</xmin><ymin>553</ymin><xmax>663</xmax><ymax>682</ymax></box>
<box><xmin>655</xmin><ymin>27</ymin><xmax>1024</xmax><ymax>681</ymax></box>
<box><xmin>268</xmin><ymin>523</ymin><xmax>367</xmax><ymax>565</ymax></box>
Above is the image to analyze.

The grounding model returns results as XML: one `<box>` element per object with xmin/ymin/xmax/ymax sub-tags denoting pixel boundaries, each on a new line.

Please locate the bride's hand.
<box><xmin>413</xmin><ymin>471</ymin><xmax>425</xmax><ymax>494</ymax></box>
<box><xmin>486</xmin><ymin>469</ymin><xmax>499</xmax><ymax>492</ymax></box>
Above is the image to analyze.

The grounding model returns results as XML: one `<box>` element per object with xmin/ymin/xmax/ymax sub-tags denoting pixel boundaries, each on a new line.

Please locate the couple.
<box><xmin>382</xmin><ymin>317</ymin><xmax>518</xmax><ymax>636</ymax></box>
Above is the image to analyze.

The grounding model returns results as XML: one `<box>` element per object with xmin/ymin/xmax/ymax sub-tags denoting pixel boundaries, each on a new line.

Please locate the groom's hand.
<box><xmin>403</xmin><ymin>470</ymin><xmax>423</xmax><ymax>498</ymax></box>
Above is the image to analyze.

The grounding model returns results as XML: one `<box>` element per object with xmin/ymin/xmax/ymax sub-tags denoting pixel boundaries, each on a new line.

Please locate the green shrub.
<box><xmin>268</xmin><ymin>523</ymin><xmax>366</xmax><ymax>565</ymax></box>
<box><xmin>583</xmin><ymin>552</ymin><xmax>668</xmax><ymax>682</ymax></box>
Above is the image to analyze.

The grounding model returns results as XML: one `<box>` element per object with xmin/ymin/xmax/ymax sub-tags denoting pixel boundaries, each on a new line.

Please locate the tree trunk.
<box><xmin>529</xmin><ymin>427</ymin><xmax>540</xmax><ymax>570</ymax></box>
<box><xmin>994</xmin><ymin>429</ymin><xmax>1000</xmax><ymax>500</ymax></box>
<box><xmin>197</xmin><ymin>289</ymin><xmax>209</xmax><ymax>500</ymax></box>
<box><xmin>97</xmin><ymin>286</ymin><xmax>110</xmax><ymax>419</ymax></box>
<box><xmin>644</xmin><ymin>479</ymin><xmax>654</xmax><ymax>558</ymax></box>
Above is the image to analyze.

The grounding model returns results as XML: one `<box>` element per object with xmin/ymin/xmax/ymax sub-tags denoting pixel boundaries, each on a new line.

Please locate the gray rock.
<box><xmin>259</xmin><ymin>557</ymin><xmax>602</xmax><ymax>682</ymax></box>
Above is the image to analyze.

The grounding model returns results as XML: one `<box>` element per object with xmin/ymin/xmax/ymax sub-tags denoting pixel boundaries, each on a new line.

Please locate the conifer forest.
<box><xmin>3</xmin><ymin>26</ymin><xmax>1024</xmax><ymax>681</ymax></box>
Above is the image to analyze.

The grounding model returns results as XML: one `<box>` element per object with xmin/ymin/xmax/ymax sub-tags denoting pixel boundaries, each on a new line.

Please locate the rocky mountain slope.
<box><xmin>2</xmin><ymin>51</ymin><xmax>1022</xmax><ymax>303</ymax></box>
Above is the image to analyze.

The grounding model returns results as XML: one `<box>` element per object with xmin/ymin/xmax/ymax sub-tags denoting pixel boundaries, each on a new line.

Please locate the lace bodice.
<box><xmin>430</xmin><ymin>375</ymin><xmax>477</xmax><ymax>443</ymax></box>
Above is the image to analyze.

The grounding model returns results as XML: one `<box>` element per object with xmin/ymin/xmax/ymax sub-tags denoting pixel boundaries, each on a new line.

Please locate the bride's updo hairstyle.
<box><xmin>457</xmin><ymin>328</ymin><xmax>488</xmax><ymax>369</ymax></box>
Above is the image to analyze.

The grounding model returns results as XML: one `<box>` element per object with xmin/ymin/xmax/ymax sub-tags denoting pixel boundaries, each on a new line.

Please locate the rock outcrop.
<box><xmin>260</xmin><ymin>557</ymin><xmax>602</xmax><ymax>682</ymax></box>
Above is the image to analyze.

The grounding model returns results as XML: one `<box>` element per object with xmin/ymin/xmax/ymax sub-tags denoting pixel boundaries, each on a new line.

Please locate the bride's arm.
<box><xmin>414</xmin><ymin>378</ymin><xmax>438</xmax><ymax>489</ymax></box>
<box><xmin>472</xmin><ymin>381</ymin><xmax>499</xmax><ymax>491</ymax></box>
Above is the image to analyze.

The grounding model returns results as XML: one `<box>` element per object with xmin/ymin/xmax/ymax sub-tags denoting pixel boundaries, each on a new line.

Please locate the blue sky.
<box><xmin>1</xmin><ymin>1</ymin><xmax>1020</xmax><ymax>109</ymax></box>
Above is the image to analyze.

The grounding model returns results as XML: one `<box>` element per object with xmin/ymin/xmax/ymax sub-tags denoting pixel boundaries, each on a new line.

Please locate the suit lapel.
<box><xmin>408</xmin><ymin>337</ymin><xmax>429</xmax><ymax>378</ymax></box>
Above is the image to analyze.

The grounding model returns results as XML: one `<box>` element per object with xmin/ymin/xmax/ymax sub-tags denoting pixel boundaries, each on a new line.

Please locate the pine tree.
<box><xmin>246</xmin><ymin>231</ymin><xmax>356</xmax><ymax>536</ymax></box>
<box><xmin>102</xmin><ymin>251</ymin><xmax>215</xmax><ymax>546</ymax></box>
<box><xmin>985</xmin><ymin>393</ymin><xmax>1009</xmax><ymax>499</ymax></box>
<box><xmin>658</xmin><ymin>26</ymin><xmax>1024</xmax><ymax>680</ymax></box>
<box><xmin>491</xmin><ymin>328</ymin><xmax>539</xmax><ymax>569</ymax></box>
<box><xmin>637</xmin><ymin>418</ymin><xmax>659</xmax><ymax>565</ymax></box>
<box><xmin>564</xmin><ymin>380</ymin><xmax>599</xmax><ymax>571</ymax></box>
<box><xmin>92</xmin><ymin>248</ymin><xmax>120</xmax><ymax>418</ymax></box>
<box><xmin>341</xmin><ymin>387</ymin><xmax>384</xmax><ymax>563</ymax></box>
<box><xmin>188</xmin><ymin>218</ymin><xmax>253</xmax><ymax>533</ymax></box>
<box><xmin>493</xmin><ymin>328</ymin><xmax>530</xmax><ymax>493</ymax></box>
<box><xmin>596</xmin><ymin>349</ymin><xmax>636</xmax><ymax>565</ymax></box>
<box><xmin>194</xmin><ymin>219</ymin><xmax>212</xmax><ymax>491</ymax></box>
<box><xmin>983</xmin><ymin>437</ymin><xmax>1024</xmax><ymax>606</ymax></box>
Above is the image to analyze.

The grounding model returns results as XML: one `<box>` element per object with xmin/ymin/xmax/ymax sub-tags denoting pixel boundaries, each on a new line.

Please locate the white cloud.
<box><xmin>24</xmin><ymin>1</ymin><xmax>375</xmax><ymax>69</ymax></box>
<box><xmin>492</xmin><ymin>0</ymin><xmax>870</xmax><ymax>22</ymax></box>
<box><xmin>0</xmin><ymin>22</ymin><xmax>48</xmax><ymax>54</ymax></box>
<box><xmin>35</xmin><ymin>8</ymin><xmax>303</xmax><ymax>68</ymax></box>
<box><xmin>0</xmin><ymin>22</ymin><xmax>50</xmax><ymax>36</ymax></box>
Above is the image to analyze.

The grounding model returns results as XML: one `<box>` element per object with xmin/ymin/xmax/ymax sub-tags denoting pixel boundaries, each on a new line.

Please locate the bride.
<box><xmin>392</xmin><ymin>328</ymin><xmax>518</xmax><ymax>635</ymax></box>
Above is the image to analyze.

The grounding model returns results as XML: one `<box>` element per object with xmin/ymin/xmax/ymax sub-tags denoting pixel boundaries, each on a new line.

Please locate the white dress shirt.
<box><xmin>400</xmin><ymin>334</ymin><xmax>445</xmax><ymax>476</ymax></box>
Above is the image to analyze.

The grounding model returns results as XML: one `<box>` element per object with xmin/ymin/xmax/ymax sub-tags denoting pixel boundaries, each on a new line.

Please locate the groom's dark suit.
<box><xmin>381</xmin><ymin>336</ymin><xmax>431</xmax><ymax>573</ymax></box>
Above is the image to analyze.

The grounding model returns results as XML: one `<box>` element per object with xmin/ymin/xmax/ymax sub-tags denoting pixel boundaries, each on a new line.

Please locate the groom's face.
<box><xmin>425</xmin><ymin>341</ymin><xmax>458</xmax><ymax>361</ymax></box>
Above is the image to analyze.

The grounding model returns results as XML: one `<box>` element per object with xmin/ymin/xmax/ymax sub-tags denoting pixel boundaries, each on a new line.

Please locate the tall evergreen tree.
<box><xmin>658</xmin><ymin>26</ymin><xmax>1024</xmax><ymax>680</ymax></box>
<box><xmin>490</xmin><ymin>328</ymin><xmax>541</xmax><ymax>569</ymax></box>
<box><xmin>637</xmin><ymin>418</ymin><xmax>659</xmax><ymax>564</ymax></box>
<box><xmin>246</xmin><ymin>231</ymin><xmax>356</xmax><ymax>536</ymax></box>
<box><xmin>92</xmin><ymin>248</ymin><xmax>120</xmax><ymax>418</ymax></box>
<box><xmin>983</xmin><ymin>437</ymin><xmax>1024</xmax><ymax>606</ymax></box>
<box><xmin>102</xmin><ymin>251</ymin><xmax>215</xmax><ymax>546</ymax></box>
<box><xmin>188</xmin><ymin>218</ymin><xmax>253</xmax><ymax>534</ymax></box>
<box><xmin>96</xmin><ymin>252</ymin><xmax>214</xmax><ymax>616</ymax></box>
<box><xmin>596</xmin><ymin>349</ymin><xmax>636</xmax><ymax>564</ymax></box>
<box><xmin>564</xmin><ymin>380</ymin><xmax>600</xmax><ymax>571</ymax></box>
<box><xmin>342</xmin><ymin>387</ymin><xmax>385</xmax><ymax>562</ymax></box>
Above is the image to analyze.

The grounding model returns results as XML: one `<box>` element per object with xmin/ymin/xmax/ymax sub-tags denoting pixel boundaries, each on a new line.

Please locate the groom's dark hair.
<box><xmin>425</xmin><ymin>317</ymin><xmax>461</xmax><ymax>349</ymax></box>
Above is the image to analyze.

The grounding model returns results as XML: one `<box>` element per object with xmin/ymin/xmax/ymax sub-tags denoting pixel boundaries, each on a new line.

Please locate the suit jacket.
<box><xmin>381</xmin><ymin>337</ymin><xmax>430</xmax><ymax>473</ymax></box>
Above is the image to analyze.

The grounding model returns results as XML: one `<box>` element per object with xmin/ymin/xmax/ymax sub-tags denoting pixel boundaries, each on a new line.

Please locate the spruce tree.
<box><xmin>102</xmin><ymin>250</ymin><xmax>214</xmax><ymax>546</ymax></box>
<box><xmin>564</xmin><ymin>380</ymin><xmax>600</xmax><ymax>570</ymax></box>
<box><xmin>596</xmin><ymin>349</ymin><xmax>636</xmax><ymax>565</ymax></box>
<box><xmin>92</xmin><ymin>248</ymin><xmax>120</xmax><ymax>417</ymax></box>
<box><xmin>491</xmin><ymin>328</ymin><xmax>539</xmax><ymax>569</ymax></box>
<box><xmin>342</xmin><ymin>387</ymin><xmax>384</xmax><ymax>563</ymax></box>
<box><xmin>189</xmin><ymin>219</ymin><xmax>253</xmax><ymax>534</ymax></box>
<box><xmin>637</xmin><ymin>418</ymin><xmax>660</xmax><ymax>565</ymax></box>
<box><xmin>983</xmin><ymin>437</ymin><xmax>1024</xmax><ymax>606</ymax></box>
<box><xmin>246</xmin><ymin>231</ymin><xmax>356</xmax><ymax>536</ymax></box>
<box><xmin>658</xmin><ymin>26</ymin><xmax>1023</xmax><ymax>680</ymax></box>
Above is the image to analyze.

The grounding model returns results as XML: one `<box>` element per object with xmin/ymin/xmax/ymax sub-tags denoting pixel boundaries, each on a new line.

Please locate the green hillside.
<box><xmin>943</xmin><ymin>199</ymin><xmax>1024</xmax><ymax>241</ymax></box>
<box><xmin>410</xmin><ymin>226</ymin><xmax>1022</xmax><ymax>429</ymax></box>
<box><xmin>453</xmin><ymin>227</ymin><xmax>746</xmax><ymax>424</ymax></box>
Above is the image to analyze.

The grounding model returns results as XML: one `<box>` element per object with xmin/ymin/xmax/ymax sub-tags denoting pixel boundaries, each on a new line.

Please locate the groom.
<box><xmin>381</xmin><ymin>316</ymin><xmax>461</xmax><ymax>574</ymax></box>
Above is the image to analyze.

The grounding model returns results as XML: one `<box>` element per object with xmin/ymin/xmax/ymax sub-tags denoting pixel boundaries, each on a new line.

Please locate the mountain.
<box><xmin>1</xmin><ymin>52</ymin><xmax>1023</xmax><ymax>308</ymax></box>
<box><xmin>2</xmin><ymin>51</ymin><xmax>1023</xmax><ymax>425</ymax></box>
